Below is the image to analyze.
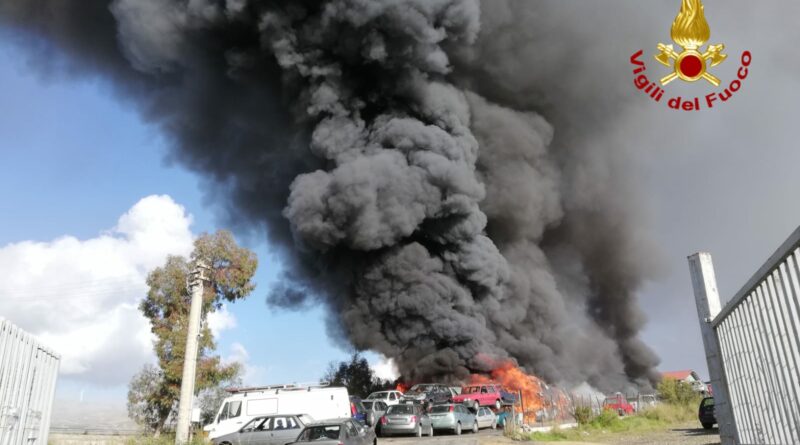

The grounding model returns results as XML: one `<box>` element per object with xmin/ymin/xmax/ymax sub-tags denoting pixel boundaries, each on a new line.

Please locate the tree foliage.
<box><xmin>657</xmin><ymin>377</ymin><xmax>700</xmax><ymax>405</ymax></box>
<box><xmin>322</xmin><ymin>353</ymin><xmax>395</xmax><ymax>398</ymax></box>
<box><xmin>127</xmin><ymin>230</ymin><xmax>257</xmax><ymax>434</ymax></box>
<box><xmin>198</xmin><ymin>370</ymin><xmax>243</xmax><ymax>425</ymax></box>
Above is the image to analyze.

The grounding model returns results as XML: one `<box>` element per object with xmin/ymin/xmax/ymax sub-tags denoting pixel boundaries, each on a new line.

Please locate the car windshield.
<box><xmin>367</xmin><ymin>392</ymin><xmax>386</xmax><ymax>399</ymax></box>
<box><xmin>431</xmin><ymin>405</ymin><xmax>452</xmax><ymax>413</ymax></box>
<box><xmin>409</xmin><ymin>384</ymin><xmax>432</xmax><ymax>392</ymax></box>
<box><xmin>298</xmin><ymin>425</ymin><xmax>341</xmax><ymax>441</ymax></box>
<box><xmin>387</xmin><ymin>405</ymin><xmax>414</xmax><ymax>415</ymax></box>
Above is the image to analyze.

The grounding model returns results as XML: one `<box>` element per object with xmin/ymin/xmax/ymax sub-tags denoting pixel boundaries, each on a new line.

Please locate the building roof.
<box><xmin>661</xmin><ymin>370</ymin><xmax>699</xmax><ymax>380</ymax></box>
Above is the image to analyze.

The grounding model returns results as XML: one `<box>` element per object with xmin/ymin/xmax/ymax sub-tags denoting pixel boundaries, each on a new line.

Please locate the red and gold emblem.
<box><xmin>655</xmin><ymin>0</ymin><xmax>726</xmax><ymax>86</ymax></box>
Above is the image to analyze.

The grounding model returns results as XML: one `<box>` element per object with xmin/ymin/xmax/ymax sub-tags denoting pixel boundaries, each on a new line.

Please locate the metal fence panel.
<box><xmin>690</xmin><ymin>227</ymin><xmax>800</xmax><ymax>444</ymax></box>
<box><xmin>0</xmin><ymin>319</ymin><xmax>60</xmax><ymax>445</ymax></box>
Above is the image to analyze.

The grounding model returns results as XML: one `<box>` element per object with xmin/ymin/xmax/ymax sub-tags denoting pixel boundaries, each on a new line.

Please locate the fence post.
<box><xmin>688</xmin><ymin>253</ymin><xmax>738</xmax><ymax>445</ymax></box>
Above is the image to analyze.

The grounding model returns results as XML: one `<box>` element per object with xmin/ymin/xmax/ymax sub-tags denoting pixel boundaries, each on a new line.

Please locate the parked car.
<box><xmin>204</xmin><ymin>384</ymin><xmax>349</xmax><ymax>440</ymax></box>
<box><xmin>475</xmin><ymin>407</ymin><xmax>497</xmax><ymax>430</ymax></box>
<box><xmin>429</xmin><ymin>403</ymin><xmax>478</xmax><ymax>435</ymax></box>
<box><xmin>699</xmin><ymin>396</ymin><xmax>716</xmax><ymax>429</ymax></box>
<box><xmin>452</xmin><ymin>384</ymin><xmax>511</xmax><ymax>410</ymax></box>
<box><xmin>603</xmin><ymin>393</ymin><xmax>634</xmax><ymax>416</ymax></box>
<box><xmin>378</xmin><ymin>403</ymin><xmax>433</xmax><ymax>437</ymax></box>
<box><xmin>211</xmin><ymin>414</ymin><xmax>313</xmax><ymax>445</ymax></box>
<box><xmin>287</xmin><ymin>418</ymin><xmax>376</xmax><ymax>445</ymax></box>
<box><xmin>495</xmin><ymin>410</ymin><xmax>509</xmax><ymax>429</ymax></box>
<box><xmin>400</xmin><ymin>383</ymin><xmax>453</xmax><ymax>407</ymax></box>
<box><xmin>365</xmin><ymin>390</ymin><xmax>403</xmax><ymax>406</ymax></box>
<box><xmin>349</xmin><ymin>396</ymin><xmax>368</xmax><ymax>425</ymax></box>
<box><xmin>361</xmin><ymin>400</ymin><xmax>388</xmax><ymax>427</ymax></box>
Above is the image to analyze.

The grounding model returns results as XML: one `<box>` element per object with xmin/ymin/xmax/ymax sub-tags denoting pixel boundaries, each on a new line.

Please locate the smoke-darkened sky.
<box><xmin>2</xmin><ymin>0</ymin><xmax>800</xmax><ymax>392</ymax></box>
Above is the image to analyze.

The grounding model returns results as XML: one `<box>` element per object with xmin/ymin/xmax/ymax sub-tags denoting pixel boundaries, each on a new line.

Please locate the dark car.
<box><xmin>349</xmin><ymin>396</ymin><xmax>368</xmax><ymax>425</ymax></box>
<box><xmin>400</xmin><ymin>383</ymin><xmax>453</xmax><ymax>407</ymax></box>
<box><xmin>287</xmin><ymin>418</ymin><xmax>376</xmax><ymax>445</ymax></box>
<box><xmin>699</xmin><ymin>396</ymin><xmax>716</xmax><ymax>429</ymax></box>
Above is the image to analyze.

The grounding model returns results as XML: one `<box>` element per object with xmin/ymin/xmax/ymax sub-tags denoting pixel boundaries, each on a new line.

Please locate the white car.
<box><xmin>475</xmin><ymin>407</ymin><xmax>497</xmax><ymax>430</ymax></box>
<box><xmin>365</xmin><ymin>390</ymin><xmax>404</xmax><ymax>406</ymax></box>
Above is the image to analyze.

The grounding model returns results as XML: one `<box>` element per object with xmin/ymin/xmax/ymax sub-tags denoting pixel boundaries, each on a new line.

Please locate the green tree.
<box><xmin>322</xmin><ymin>353</ymin><xmax>394</xmax><ymax>398</ymax></box>
<box><xmin>657</xmin><ymin>377</ymin><xmax>699</xmax><ymax>405</ymax></box>
<box><xmin>127</xmin><ymin>230</ymin><xmax>257</xmax><ymax>435</ymax></box>
<box><xmin>198</xmin><ymin>371</ymin><xmax>243</xmax><ymax>425</ymax></box>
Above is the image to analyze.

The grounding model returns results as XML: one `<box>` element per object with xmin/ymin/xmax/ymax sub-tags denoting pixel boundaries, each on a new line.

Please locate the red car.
<box><xmin>452</xmin><ymin>384</ymin><xmax>507</xmax><ymax>410</ymax></box>
<box><xmin>603</xmin><ymin>393</ymin><xmax>635</xmax><ymax>416</ymax></box>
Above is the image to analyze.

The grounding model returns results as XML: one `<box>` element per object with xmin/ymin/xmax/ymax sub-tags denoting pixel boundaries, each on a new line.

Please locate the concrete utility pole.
<box><xmin>175</xmin><ymin>261</ymin><xmax>209</xmax><ymax>445</ymax></box>
<box><xmin>688</xmin><ymin>253</ymin><xmax>738</xmax><ymax>445</ymax></box>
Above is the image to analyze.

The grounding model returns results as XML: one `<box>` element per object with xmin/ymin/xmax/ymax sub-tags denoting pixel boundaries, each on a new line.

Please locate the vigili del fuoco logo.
<box><xmin>630</xmin><ymin>0</ymin><xmax>751</xmax><ymax>111</ymax></box>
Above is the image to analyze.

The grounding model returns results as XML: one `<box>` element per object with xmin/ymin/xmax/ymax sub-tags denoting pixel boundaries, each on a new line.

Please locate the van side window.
<box><xmin>229</xmin><ymin>401</ymin><xmax>242</xmax><ymax>418</ymax></box>
<box><xmin>218</xmin><ymin>402</ymin><xmax>230</xmax><ymax>422</ymax></box>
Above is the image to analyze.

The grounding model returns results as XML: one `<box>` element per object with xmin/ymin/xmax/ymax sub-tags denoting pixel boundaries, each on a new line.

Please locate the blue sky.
<box><xmin>0</xmin><ymin>39</ymin><xmax>366</xmax><ymax>405</ymax></box>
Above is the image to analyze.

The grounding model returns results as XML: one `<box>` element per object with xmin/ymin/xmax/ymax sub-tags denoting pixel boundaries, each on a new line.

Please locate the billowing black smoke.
<box><xmin>0</xmin><ymin>0</ymin><xmax>659</xmax><ymax>390</ymax></box>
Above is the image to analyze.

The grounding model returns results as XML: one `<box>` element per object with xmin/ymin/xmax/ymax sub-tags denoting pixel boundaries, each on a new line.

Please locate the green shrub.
<box><xmin>657</xmin><ymin>378</ymin><xmax>700</xmax><ymax>405</ymax></box>
<box><xmin>572</xmin><ymin>405</ymin><xmax>592</xmax><ymax>425</ymax></box>
<box><xmin>590</xmin><ymin>408</ymin><xmax>622</xmax><ymax>429</ymax></box>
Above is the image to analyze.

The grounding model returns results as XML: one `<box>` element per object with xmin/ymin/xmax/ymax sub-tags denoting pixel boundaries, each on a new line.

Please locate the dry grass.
<box><xmin>505</xmin><ymin>402</ymin><xmax>698</xmax><ymax>442</ymax></box>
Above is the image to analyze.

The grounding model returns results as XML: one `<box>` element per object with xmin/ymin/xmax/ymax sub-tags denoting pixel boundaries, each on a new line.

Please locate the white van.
<box><xmin>204</xmin><ymin>383</ymin><xmax>350</xmax><ymax>440</ymax></box>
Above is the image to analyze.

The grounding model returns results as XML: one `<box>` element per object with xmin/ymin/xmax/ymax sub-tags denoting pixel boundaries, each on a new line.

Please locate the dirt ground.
<box><xmin>475</xmin><ymin>422</ymin><xmax>721</xmax><ymax>445</ymax></box>
<box><xmin>379</xmin><ymin>422</ymin><xmax>721</xmax><ymax>445</ymax></box>
<box><xmin>50</xmin><ymin>423</ymin><xmax>721</xmax><ymax>445</ymax></box>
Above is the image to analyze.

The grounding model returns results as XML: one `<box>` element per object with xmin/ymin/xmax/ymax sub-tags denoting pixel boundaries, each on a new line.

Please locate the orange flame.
<box><xmin>671</xmin><ymin>0</ymin><xmax>710</xmax><ymax>50</ymax></box>
<box><xmin>395</xmin><ymin>382</ymin><xmax>409</xmax><ymax>393</ymax></box>
<box><xmin>469</xmin><ymin>362</ymin><xmax>572</xmax><ymax>424</ymax></box>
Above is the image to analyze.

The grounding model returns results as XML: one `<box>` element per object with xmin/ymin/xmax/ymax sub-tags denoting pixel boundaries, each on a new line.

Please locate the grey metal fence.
<box><xmin>0</xmin><ymin>319</ymin><xmax>60</xmax><ymax>445</ymax></box>
<box><xmin>690</xmin><ymin>227</ymin><xmax>800</xmax><ymax>444</ymax></box>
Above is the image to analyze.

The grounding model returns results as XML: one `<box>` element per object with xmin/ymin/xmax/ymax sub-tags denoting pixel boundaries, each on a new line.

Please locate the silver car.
<box><xmin>475</xmin><ymin>407</ymin><xmax>497</xmax><ymax>430</ymax></box>
<box><xmin>361</xmin><ymin>400</ymin><xmax>388</xmax><ymax>426</ymax></box>
<box><xmin>287</xmin><ymin>419</ymin><xmax>376</xmax><ymax>445</ymax></box>
<box><xmin>378</xmin><ymin>403</ymin><xmax>433</xmax><ymax>437</ymax></box>
<box><xmin>429</xmin><ymin>403</ymin><xmax>478</xmax><ymax>435</ymax></box>
<box><xmin>212</xmin><ymin>414</ymin><xmax>312</xmax><ymax>445</ymax></box>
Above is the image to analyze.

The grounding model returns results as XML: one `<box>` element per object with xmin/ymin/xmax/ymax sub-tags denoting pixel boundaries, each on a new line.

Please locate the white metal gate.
<box><xmin>690</xmin><ymin>227</ymin><xmax>800</xmax><ymax>444</ymax></box>
<box><xmin>0</xmin><ymin>319</ymin><xmax>60</xmax><ymax>445</ymax></box>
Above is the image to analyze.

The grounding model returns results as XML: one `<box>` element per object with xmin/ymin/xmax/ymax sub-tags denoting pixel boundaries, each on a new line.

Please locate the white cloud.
<box><xmin>207</xmin><ymin>304</ymin><xmax>237</xmax><ymax>338</ymax></box>
<box><xmin>0</xmin><ymin>195</ymin><xmax>196</xmax><ymax>386</ymax></box>
<box><xmin>224</xmin><ymin>342</ymin><xmax>266</xmax><ymax>385</ymax></box>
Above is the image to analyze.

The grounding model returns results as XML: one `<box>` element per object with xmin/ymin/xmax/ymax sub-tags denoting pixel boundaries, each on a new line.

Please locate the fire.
<box><xmin>671</xmin><ymin>0</ymin><xmax>710</xmax><ymax>50</ymax></box>
<box><xmin>395</xmin><ymin>382</ymin><xmax>409</xmax><ymax>393</ymax></box>
<box><xmin>470</xmin><ymin>362</ymin><xmax>572</xmax><ymax>424</ymax></box>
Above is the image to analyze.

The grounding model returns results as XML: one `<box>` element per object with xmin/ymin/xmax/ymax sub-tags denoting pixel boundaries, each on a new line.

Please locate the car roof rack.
<box><xmin>225</xmin><ymin>381</ymin><xmax>331</xmax><ymax>394</ymax></box>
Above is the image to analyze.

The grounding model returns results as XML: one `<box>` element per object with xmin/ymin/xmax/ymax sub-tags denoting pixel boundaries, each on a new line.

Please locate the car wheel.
<box><xmin>416</xmin><ymin>424</ymin><xmax>423</xmax><ymax>437</ymax></box>
<box><xmin>455</xmin><ymin>422</ymin><xmax>462</xmax><ymax>435</ymax></box>
<box><xmin>702</xmin><ymin>422</ymin><xmax>713</xmax><ymax>430</ymax></box>
<box><xmin>472</xmin><ymin>421</ymin><xmax>478</xmax><ymax>434</ymax></box>
<box><xmin>495</xmin><ymin>399</ymin><xmax>502</xmax><ymax>410</ymax></box>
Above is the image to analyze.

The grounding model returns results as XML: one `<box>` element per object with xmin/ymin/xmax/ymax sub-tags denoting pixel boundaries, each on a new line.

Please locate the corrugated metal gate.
<box><xmin>690</xmin><ymin>227</ymin><xmax>800</xmax><ymax>445</ymax></box>
<box><xmin>0</xmin><ymin>319</ymin><xmax>60</xmax><ymax>445</ymax></box>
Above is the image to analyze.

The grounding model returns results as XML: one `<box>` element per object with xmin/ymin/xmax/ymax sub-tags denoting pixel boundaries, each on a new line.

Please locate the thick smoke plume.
<box><xmin>0</xmin><ymin>0</ymin><xmax>660</xmax><ymax>390</ymax></box>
